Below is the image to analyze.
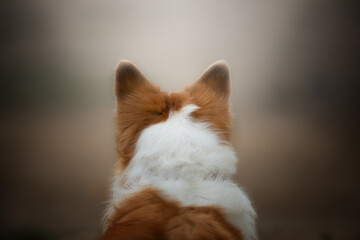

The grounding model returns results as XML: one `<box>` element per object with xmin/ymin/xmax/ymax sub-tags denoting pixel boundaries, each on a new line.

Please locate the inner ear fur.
<box><xmin>191</xmin><ymin>61</ymin><xmax>231</xmax><ymax>100</ymax></box>
<box><xmin>115</xmin><ymin>60</ymin><xmax>150</xmax><ymax>100</ymax></box>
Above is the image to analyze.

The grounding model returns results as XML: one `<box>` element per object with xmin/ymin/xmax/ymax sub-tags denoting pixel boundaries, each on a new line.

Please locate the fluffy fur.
<box><xmin>102</xmin><ymin>61</ymin><xmax>257</xmax><ymax>240</ymax></box>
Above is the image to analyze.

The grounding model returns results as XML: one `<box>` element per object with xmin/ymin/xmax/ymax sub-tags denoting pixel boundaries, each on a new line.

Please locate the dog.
<box><xmin>101</xmin><ymin>61</ymin><xmax>256</xmax><ymax>240</ymax></box>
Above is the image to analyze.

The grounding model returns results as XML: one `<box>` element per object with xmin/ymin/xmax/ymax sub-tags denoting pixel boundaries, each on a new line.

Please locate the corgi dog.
<box><xmin>101</xmin><ymin>61</ymin><xmax>256</xmax><ymax>240</ymax></box>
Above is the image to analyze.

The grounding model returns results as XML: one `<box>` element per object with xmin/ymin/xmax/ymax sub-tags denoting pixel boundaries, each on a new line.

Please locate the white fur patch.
<box><xmin>105</xmin><ymin>104</ymin><xmax>257</xmax><ymax>240</ymax></box>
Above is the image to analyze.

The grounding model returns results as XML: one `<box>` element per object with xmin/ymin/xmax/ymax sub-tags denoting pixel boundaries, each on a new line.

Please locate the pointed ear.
<box><xmin>191</xmin><ymin>61</ymin><xmax>231</xmax><ymax>100</ymax></box>
<box><xmin>115</xmin><ymin>60</ymin><xmax>148</xmax><ymax>100</ymax></box>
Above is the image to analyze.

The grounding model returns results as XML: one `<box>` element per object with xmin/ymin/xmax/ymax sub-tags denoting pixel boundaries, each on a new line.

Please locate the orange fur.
<box><xmin>115</xmin><ymin>82</ymin><xmax>190</xmax><ymax>167</ymax></box>
<box><xmin>186</xmin><ymin>82</ymin><xmax>231</xmax><ymax>142</ymax></box>
<box><xmin>186</xmin><ymin>61</ymin><xmax>231</xmax><ymax>141</ymax></box>
<box><xmin>102</xmin><ymin>188</ymin><xmax>242</xmax><ymax>240</ymax></box>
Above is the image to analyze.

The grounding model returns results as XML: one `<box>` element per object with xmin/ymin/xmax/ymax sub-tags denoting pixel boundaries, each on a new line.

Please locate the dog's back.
<box><xmin>102</xmin><ymin>188</ymin><xmax>243</xmax><ymax>240</ymax></box>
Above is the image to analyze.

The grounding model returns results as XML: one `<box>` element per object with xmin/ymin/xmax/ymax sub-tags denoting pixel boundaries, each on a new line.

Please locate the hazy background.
<box><xmin>1</xmin><ymin>0</ymin><xmax>359</xmax><ymax>239</ymax></box>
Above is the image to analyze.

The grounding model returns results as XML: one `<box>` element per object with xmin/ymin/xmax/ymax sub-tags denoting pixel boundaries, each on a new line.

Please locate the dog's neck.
<box><xmin>124</xmin><ymin>104</ymin><xmax>237</xmax><ymax>181</ymax></box>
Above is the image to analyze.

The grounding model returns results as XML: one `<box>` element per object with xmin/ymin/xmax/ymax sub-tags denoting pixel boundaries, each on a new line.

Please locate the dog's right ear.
<box><xmin>115</xmin><ymin>60</ymin><xmax>148</xmax><ymax>100</ymax></box>
<box><xmin>187</xmin><ymin>61</ymin><xmax>231</xmax><ymax>102</ymax></box>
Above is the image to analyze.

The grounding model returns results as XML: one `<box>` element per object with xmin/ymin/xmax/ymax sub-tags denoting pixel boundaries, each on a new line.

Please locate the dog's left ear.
<box><xmin>189</xmin><ymin>61</ymin><xmax>230</xmax><ymax>100</ymax></box>
<box><xmin>115</xmin><ymin>60</ymin><xmax>150</xmax><ymax>100</ymax></box>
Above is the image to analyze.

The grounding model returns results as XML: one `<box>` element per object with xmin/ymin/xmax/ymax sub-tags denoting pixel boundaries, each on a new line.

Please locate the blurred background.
<box><xmin>1</xmin><ymin>0</ymin><xmax>359</xmax><ymax>239</ymax></box>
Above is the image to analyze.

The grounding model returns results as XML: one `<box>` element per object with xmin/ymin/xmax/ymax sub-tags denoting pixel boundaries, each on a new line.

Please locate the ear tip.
<box><xmin>117</xmin><ymin>59</ymin><xmax>135</xmax><ymax>66</ymax></box>
<box><xmin>116</xmin><ymin>60</ymin><xmax>138</xmax><ymax>73</ymax></box>
<box><xmin>204</xmin><ymin>60</ymin><xmax>230</xmax><ymax>81</ymax></box>
<box><xmin>115</xmin><ymin>60</ymin><xmax>144</xmax><ymax>82</ymax></box>
<box><xmin>212</xmin><ymin>60</ymin><xmax>230</xmax><ymax>71</ymax></box>
<box><xmin>212</xmin><ymin>60</ymin><xmax>229</xmax><ymax>67</ymax></box>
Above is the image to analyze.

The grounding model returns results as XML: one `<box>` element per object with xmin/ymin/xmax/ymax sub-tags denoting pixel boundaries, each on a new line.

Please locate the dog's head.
<box><xmin>114</xmin><ymin>61</ymin><xmax>232</xmax><ymax>168</ymax></box>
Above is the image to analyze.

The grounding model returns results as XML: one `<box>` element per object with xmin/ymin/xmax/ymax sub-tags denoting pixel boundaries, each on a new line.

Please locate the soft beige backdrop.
<box><xmin>3</xmin><ymin>0</ymin><xmax>359</xmax><ymax>239</ymax></box>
